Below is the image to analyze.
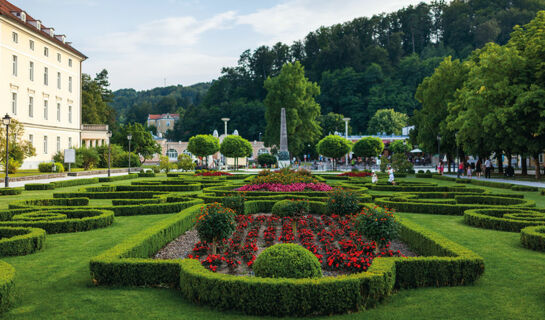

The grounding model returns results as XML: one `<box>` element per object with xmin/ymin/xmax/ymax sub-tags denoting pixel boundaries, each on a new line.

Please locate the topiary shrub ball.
<box><xmin>253</xmin><ymin>243</ymin><xmax>322</xmax><ymax>279</ymax></box>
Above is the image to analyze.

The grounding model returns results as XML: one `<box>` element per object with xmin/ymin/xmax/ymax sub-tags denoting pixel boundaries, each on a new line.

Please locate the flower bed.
<box><xmin>195</xmin><ymin>170</ymin><xmax>232</xmax><ymax>176</ymax></box>
<box><xmin>236</xmin><ymin>182</ymin><xmax>333</xmax><ymax>192</ymax></box>
<box><xmin>251</xmin><ymin>168</ymin><xmax>318</xmax><ymax>185</ymax></box>
<box><xmin>184</xmin><ymin>213</ymin><xmax>405</xmax><ymax>275</ymax></box>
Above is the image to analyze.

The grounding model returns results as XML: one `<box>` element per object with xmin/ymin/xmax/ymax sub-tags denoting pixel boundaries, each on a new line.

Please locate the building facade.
<box><xmin>0</xmin><ymin>0</ymin><xmax>100</xmax><ymax>169</ymax></box>
<box><xmin>147</xmin><ymin>113</ymin><xmax>179</xmax><ymax>136</ymax></box>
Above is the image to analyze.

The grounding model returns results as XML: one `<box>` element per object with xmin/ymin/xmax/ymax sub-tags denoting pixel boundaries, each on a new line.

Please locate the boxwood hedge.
<box><xmin>0</xmin><ymin>227</ymin><xmax>46</xmax><ymax>256</ymax></box>
<box><xmin>520</xmin><ymin>226</ymin><xmax>545</xmax><ymax>252</ymax></box>
<box><xmin>463</xmin><ymin>209</ymin><xmax>545</xmax><ymax>232</ymax></box>
<box><xmin>0</xmin><ymin>188</ymin><xmax>22</xmax><ymax>196</ymax></box>
<box><xmin>0</xmin><ymin>260</ymin><xmax>15</xmax><ymax>313</ymax></box>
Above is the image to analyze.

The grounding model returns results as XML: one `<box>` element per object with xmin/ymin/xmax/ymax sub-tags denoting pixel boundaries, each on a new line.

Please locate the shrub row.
<box><xmin>111</xmin><ymin>199</ymin><xmax>163</xmax><ymax>206</ymax></box>
<box><xmin>432</xmin><ymin>175</ymin><xmax>539</xmax><ymax>191</ymax></box>
<box><xmin>90</xmin><ymin>205</ymin><xmax>204</xmax><ymax>286</ymax></box>
<box><xmin>415</xmin><ymin>173</ymin><xmax>433</xmax><ymax>178</ymax></box>
<box><xmin>24</xmin><ymin>183</ymin><xmax>54</xmax><ymax>190</ymax></box>
<box><xmin>0</xmin><ymin>188</ymin><xmax>23</xmax><ymax>196</ymax></box>
<box><xmin>520</xmin><ymin>226</ymin><xmax>545</xmax><ymax>252</ymax></box>
<box><xmin>104</xmin><ymin>199</ymin><xmax>203</xmax><ymax>216</ymax></box>
<box><xmin>454</xmin><ymin>195</ymin><xmax>535</xmax><ymax>207</ymax></box>
<box><xmin>0</xmin><ymin>260</ymin><xmax>15</xmax><ymax>313</ymax></box>
<box><xmin>0</xmin><ymin>209</ymin><xmax>114</xmax><ymax>234</ymax></box>
<box><xmin>24</xmin><ymin>177</ymin><xmax>101</xmax><ymax>191</ymax></box>
<box><xmin>0</xmin><ymin>227</ymin><xmax>46</xmax><ymax>256</ymax></box>
<box><xmin>138</xmin><ymin>172</ymin><xmax>156</xmax><ymax>178</ymax></box>
<box><xmin>9</xmin><ymin>197</ymin><xmax>90</xmax><ymax>209</ymax></box>
<box><xmin>463</xmin><ymin>209</ymin><xmax>545</xmax><ymax>232</ymax></box>
<box><xmin>116</xmin><ymin>184</ymin><xmax>202</xmax><ymax>192</ymax></box>
<box><xmin>244</xmin><ymin>200</ymin><xmax>328</xmax><ymax>215</ymax></box>
<box><xmin>53</xmin><ymin>191</ymin><xmax>163</xmax><ymax>199</ymax></box>
<box><xmin>511</xmin><ymin>185</ymin><xmax>539</xmax><ymax>191</ymax></box>
<box><xmin>98</xmin><ymin>173</ymin><xmax>138</xmax><ymax>182</ymax></box>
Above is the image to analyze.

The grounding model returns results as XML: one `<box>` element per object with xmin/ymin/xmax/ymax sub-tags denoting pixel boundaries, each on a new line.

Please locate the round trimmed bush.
<box><xmin>253</xmin><ymin>243</ymin><xmax>322</xmax><ymax>279</ymax></box>
<box><xmin>271</xmin><ymin>200</ymin><xmax>309</xmax><ymax>218</ymax></box>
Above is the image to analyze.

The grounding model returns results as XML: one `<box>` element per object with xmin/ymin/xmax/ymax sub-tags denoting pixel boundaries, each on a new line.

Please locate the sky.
<box><xmin>12</xmin><ymin>0</ymin><xmax>428</xmax><ymax>90</ymax></box>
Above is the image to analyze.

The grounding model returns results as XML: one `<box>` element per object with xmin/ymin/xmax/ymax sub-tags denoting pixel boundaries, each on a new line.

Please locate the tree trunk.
<box><xmin>496</xmin><ymin>150</ymin><xmax>503</xmax><ymax>173</ymax></box>
<box><xmin>534</xmin><ymin>154</ymin><xmax>541</xmax><ymax>180</ymax></box>
<box><xmin>522</xmin><ymin>155</ymin><xmax>528</xmax><ymax>175</ymax></box>
<box><xmin>211</xmin><ymin>241</ymin><xmax>217</xmax><ymax>255</ymax></box>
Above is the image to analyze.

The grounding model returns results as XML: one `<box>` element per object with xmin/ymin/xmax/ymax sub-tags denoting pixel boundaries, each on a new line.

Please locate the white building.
<box><xmin>1</xmin><ymin>0</ymin><xmax>106</xmax><ymax>169</ymax></box>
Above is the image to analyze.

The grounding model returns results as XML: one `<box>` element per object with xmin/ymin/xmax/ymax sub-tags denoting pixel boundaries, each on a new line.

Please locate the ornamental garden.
<box><xmin>0</xmin><ymin>170</ymin><xmax>544</xmax><ymax>318</ymax></box>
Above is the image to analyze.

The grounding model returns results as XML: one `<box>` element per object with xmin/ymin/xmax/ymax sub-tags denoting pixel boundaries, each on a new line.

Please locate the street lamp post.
<box><xmin>221</xmin><ymin>118</ymin><xmax>230</xmax><ymax>136</ymax></box>
<box><xmin>3</xmin><ymin>114</ymin><xmax>12</xmax><ymax>188</ymax></box>
<box><xmin>343</xmin><ymin>117</ymin><xmax>350</xmax><ymax>168</ymax></box>
<box><xmin>107</xmin><ymin>131</ymin><xmax>112</xmax><ymax>177</ymax></box>
<box><xmin>127</xmin><ymin>134</ymin><xmax>132</xmax><ymax>174</ymax></box>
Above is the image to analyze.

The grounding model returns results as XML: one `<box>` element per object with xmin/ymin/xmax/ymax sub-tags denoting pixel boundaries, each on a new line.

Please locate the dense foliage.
<box><xmin>195</xmin><ymin>203</ymin><xmax>236</xmax><ymax>255</ymax></box>
<box><xmin>250</xmin><ymin>168</ymin><xmax>318</xmax><ymax>185</ymax></box>
<box><xmin>355</xmin><ymin>206</ymin><xmax>399</xmax><ymax>249</ymax></box>
<box><xmin>316</xmin><ymin>135</ymin><xmax>351</xmax><ymax>170</ymax></box>
<box><xmin>326</xmin><ymin>188</ymin><xmax>360</xmax><ymax>216</ymax></box>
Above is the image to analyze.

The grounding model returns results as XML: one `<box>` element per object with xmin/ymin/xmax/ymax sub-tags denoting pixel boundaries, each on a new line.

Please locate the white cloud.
<box><xmin>236</xmin><ymin>0</ymin><xmax>427</xmax><ymax>44</ymax></box>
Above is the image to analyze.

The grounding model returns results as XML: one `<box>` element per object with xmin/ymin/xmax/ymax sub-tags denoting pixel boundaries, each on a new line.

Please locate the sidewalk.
<box><xmin>444</xmin><ymin>174</ymin><xmax>545</xmax><ymax>188</ymax></box>
<box><xmin>0</xmin><ymin>172</ymin><xmax>129</xmax><ymax>188</ymax></box>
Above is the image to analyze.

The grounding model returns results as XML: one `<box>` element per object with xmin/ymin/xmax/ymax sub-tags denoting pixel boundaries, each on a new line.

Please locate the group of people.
<box><xmin>437</xmin><ymin>158</ymin><xmax>494</xmax><ymax>179</ymax></box>
<box><xmin>369</xmin><ymin>166</ymin><xmax>396</xmax><ymax>185</ymax></box>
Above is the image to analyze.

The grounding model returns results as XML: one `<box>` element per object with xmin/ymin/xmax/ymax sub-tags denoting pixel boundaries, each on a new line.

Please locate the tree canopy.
<box><xmin>111</xmin><ymin>123</ymin><xmax>161</xmax><ymax>161</ymax></box>
<box><xmin>367</xmin><ymin>109</ymin><xmax>409</xmax><ymax>135</ymax></box>
<box><xmin>352</xmin><ymin>137</ymin><xmax>384</xmax><ymax>159</ymax></box>
<box><xmin>188</xmin><ymin>134</ymin><xmax>220</xmax><ymax>167</ymax></box>
<box><xmin>264</xmin><ymin>61</ymin><xmax>322</xmax><ymax>156</ymax></box>
<box><xmin>316</xmin><ymin>135</ymin><xmax>351</xmax><ymax>170</ymax></box>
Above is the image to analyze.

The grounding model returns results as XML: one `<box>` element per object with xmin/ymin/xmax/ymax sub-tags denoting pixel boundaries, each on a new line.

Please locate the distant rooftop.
<box><xmin>148</xmin><ymin>113</ymin><xmax>180</xmax><ymax>120</ymax></box>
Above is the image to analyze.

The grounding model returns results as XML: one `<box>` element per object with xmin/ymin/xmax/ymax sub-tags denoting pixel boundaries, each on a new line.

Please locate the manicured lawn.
<box><xmin>0</xmin><ymin>177</ymin><xmax>544</xmax><ymax>319</ymax></box>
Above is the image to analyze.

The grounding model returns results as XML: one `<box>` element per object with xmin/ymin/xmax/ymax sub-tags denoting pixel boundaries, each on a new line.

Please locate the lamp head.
<box><xmin>2</xmin><ymin>114</ymin><xmax>12</xmax><ymax>126</ymax></box>
<box><xmin>127</xmin><ymin>134</ymin><xmax>132</xmax><ymax>141</ymax></box>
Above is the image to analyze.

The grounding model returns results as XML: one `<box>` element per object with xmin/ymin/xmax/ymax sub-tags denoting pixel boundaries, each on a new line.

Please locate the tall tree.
<box><xmin>367</xmin><ymin>109</ymin><xmax>409</xmax><ymax>135</ymax></box>
<box><xmin>264</xmin><ymin>62</ymin><xmax>322</xmax><ymax>156</ymax></box>
<box><xmin>187</xmin><ymin>134</ymin><xmax>220</xmax><ymax>168</ymax></box>
<box><xmin>111</xmin><ymin>123</ymin><xmax>161</xmax><ymax>163</ymax></box>
<box><xmin>82</xmin><ymin>70</ymin><xmax>116</xmax><ymax>129</ymax></box>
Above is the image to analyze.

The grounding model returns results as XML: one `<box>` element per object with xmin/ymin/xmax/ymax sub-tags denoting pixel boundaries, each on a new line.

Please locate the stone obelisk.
<box><xmin>277</xmin><ymin>108</ymin><xmax>290</xmax><ymax>168</ymax></box>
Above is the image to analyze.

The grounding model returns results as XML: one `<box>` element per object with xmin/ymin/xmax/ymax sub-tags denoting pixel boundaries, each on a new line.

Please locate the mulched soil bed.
<box><xmin>154</xmin><ymin>214</ymin><xmax>417</xmax><ymax>276</ymax></box>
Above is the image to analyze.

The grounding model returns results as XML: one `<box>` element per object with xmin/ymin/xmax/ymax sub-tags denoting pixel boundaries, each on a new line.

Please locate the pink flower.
<box><xmin>235</xmin><ymin>183</ymin><xmax>332</xmax><ymax>192</ymax></box>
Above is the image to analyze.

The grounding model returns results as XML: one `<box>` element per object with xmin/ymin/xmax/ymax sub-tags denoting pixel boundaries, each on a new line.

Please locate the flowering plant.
<box><xmin>195</xmin><ymin>203</ymin><xmax>236</xmax><ymax>254</ymax></box>
<box><xmin>195</xmin><ymin>170</ymin><xmax>232</xmax><ymax>176</ymax></box>
<box><xmin>251</xmin><ymin>168</ymin><xmax>318</xmax><ymax>185</ymax></box>
<box><xmin>236</xmin><ymin>182</ymin><xmax>332</xmax><ymax>192</ymax></box>
<box><xmin>354</xmin><ymin>206</ymin><xmax>398</xmax><ymax>249</ymax></box>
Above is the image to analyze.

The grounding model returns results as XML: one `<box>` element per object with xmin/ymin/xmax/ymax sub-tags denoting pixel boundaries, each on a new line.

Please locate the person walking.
<box><xmin>467</xmin><ymin>162</ymin><xmax>473</xmax><ymax>179</ymax></box>
<box><xmin>475</xmin><ymin>159</ymin><xmax>482</xmax><ymax>178</ymax></box>
<box><xmin>388</xmin><ymin>166</ymin><xmax>395</xmax><ymax>185</ymax></box>
<box><xmin>372</xmin><ymin>172</ymin><xmax>378</xmax><ymax>184</ymax></box>
<box><xmin>439</xmin><ymin>161</ymin><xmax>444</xmax><ymax>175</ymax></box>
<box><xmin>484</xmin><ymin>158</ymin><xmax>492</xmax><ymax>178</ymax></box>
<box><xmin>457</xmin><ymin>161</ymin><xmax>464</xmax><ymax>178</ymax></box>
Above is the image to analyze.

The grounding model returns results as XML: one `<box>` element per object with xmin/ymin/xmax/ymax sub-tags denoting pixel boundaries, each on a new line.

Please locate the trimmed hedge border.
<box><xmin>463</xmin><ymin>209</ymin><xmax>545</xmax><ymax>232</ymax></box>
<box><xmin>98</xmin><ymin>173</ymin><xmax>138</xmax><ymax>182</ymax></box>
<box><xmin>89</xmin><ymin>202</ymin><xmax>484</xmax><ymax>316</ymax></box>
<box><xmin>138</xmin><ymin>172</ymin><xmax>156</xmax><ymax>178</ymax></box>
<box><xmin>0</xmin><ymin>209</ymin><xmax>114</xmax><ymax>234</ymax></box>
<box><xmin>0</xmin><ymin>260</ymin><xmax>15</xmax><ymax>313</ymax></box>
<box><xmin>116</xmin><ymin>184</ymin><xmax>202</xmax><ymax>192</ymax></box>
<box><xmin>432</xmin><ymin>175</ymin><xmax>540</xmax><ymax>191</ymax></box>
<box><xmin>0</xmin><ymin>188</ymin><xmax>23</xmax><ymax>196</ymax></box>
<box><xmin>0</xmin><ymin>227</ymin><xmax>46</xmax><ymax>256</ymax></box>
<box><xmin>24</xmin><ymin>177</ymin><xmax>102</xmax><ymax>190</ymax></box>
<box><xmin>53</xmin><ymin>191</ymin><xmax>164</xmax><ymax>199</ymax></box>
<box><xmin>9</xmin><ymin>197</ymin><xmax>90</xmax><ymax>209</ymax></box>
<box><xmin>520</xmin><ymin>226</ymin><xmax>545</xmax><ymax>252</ymax></box>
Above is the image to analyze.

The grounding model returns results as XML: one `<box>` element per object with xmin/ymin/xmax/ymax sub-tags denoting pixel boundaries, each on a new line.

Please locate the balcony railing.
<box><xmin>81</xmin><ymin>124</ymin><xmax>109</xmax><ymax>131</ymax></box>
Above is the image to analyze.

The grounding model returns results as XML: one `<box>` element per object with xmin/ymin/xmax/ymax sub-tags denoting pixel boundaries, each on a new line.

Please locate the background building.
<box><xmin>147</xmin><ymin>113</ymin><xmax>179</xmax><ymax>136</ymax></box>
<box><xmin>0</xmin><ymin>0</ymin><xmax>107</xmax><ymax>169</ymax></box>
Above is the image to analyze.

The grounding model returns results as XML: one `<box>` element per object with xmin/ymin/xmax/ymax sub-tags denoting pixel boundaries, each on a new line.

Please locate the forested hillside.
<box><xmin>109</xmin><ymin>0</ymin><xmax>545</xmax><ymax>141</ymax></box>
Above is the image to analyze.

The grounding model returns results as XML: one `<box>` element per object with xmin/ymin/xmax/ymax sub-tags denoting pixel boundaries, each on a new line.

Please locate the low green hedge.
<box><xmin>81</xmin><ymin>185</ymin><xmax>116</xmax><ymax>192</ymax></box>
<box><xmin>0</xmin><ymin>209</ymin><xmax>114</xmax><ymax>234</ymax></box>
<box><xmin>9</xmin><ymin>197</ymin><xmax>89</xmax><ymax>209</ymax></box>
<box><xmin>98</xmin><ymin>173</ymin><xmax>138</xmax><ymax>182</ymax></box>
<box><xmin>138</xmin><ymin>172</ymin><xmax>156</xmax><ymax>178</ymax></box>
<box><xmin>520</xmin><ymin>226</ymin><xmax>545</xmax><ymax>252</ymax></box>
<box><xmin>511</xmin><ymin>185</ymin><xmax>539</xmax><ymax>191</ymax></box>
<box><xmin>25</xmin><ymin>183</ymin><xmax>54</xmax><ymax>190</ymax></box>
<box><xmin>0</xmin><ymin>227</ymin><xmax>46</xmax><ymax>256</ymax></box>
<box><xmin>90</xmin><ymin>205</ymin><xmax>204</xmax><ymax>286</ymax></box>
<box><xmin>52</xmin><ymin>177</ymin><xmax>100</xmax><ymax>188</ymax></box>
<box><xmin>0</xmin><ymin>260</ymin><xmax>15</xmax><ymax>313</ymax></box>
<box><xmin>116</xmin><ymin>184</ymin><xmax>201</xmax><ymax>192</ymax></box>
<box><xmin>0</xmin><ymin>188</ymin><xmax>23</xmax><ymax>196</ymax></box>
<box><xmin>105</xmin><ymin>199</ymin><xmax>203</xmax><ymax>216</ymax></box>
<box><xmin>454</xmin><ymin>195</ymin><xmax>535</xmax><ymax>207</ymax></box>
<box><xmin>415</xmin><ymin>173</ymin><xmax>433</xmax><ymax>178</ymax></box>
<box><xmin>53</xmin><ymin>191</ymin><xmax>163</xmax><ymax>199</ymax></box>
<box><xmin>244</xmin><ymin>200</ymin><xmax>327</xmax><ymax>215</ymax></box>
<box><xmin>463</xmin><ymin>209</ymin><xmax>545</xmax><ymax>232</ymax></box>
<box><xmin>111</xmin><ymin>199</ymin><xmax>163</xmax><ymax>206</ymax></box>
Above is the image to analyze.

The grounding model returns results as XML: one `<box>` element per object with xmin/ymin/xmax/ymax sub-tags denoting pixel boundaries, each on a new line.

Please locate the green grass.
<box><xmin>0</xmin><ymin>177</ymin><xmax>544</xmax><ymax>319</ymax></box>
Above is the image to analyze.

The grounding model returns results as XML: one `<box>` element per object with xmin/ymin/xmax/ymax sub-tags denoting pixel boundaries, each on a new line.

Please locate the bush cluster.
<box><xmin>221</xmin><ymin>193</ymin><xmax>245</xmax><ymax>214</ymax></box>
<box><xmin>520</xmin><ymin>226</ymin><xmax>545</xmax><ymax>252</ymax></box>
<box><xmin>326</xmin><ymin>188</ymin><xmax>360</xmax><ymax>215</ymax></box>
<box><xmin>271</xmin><ymin>199</ymin><xmax>310</xmax><ymax>218</ymax></box>
<box><xmin>0</xmin><ymin>227</ymin><xmax>46</xmax><ymax>256</ymax></box>
<box><xmin>195</xmin><ymin>203</ymin><xmax>236</xmax><ymax>254</ymax></box>
<box><xmin>355</xmin><ymin>206</ymin><xmax>399</xmax><ymax>248</ymax></box>
<box><xmin>38</xmin><ymin>162</ymin><xmax>65</xmax><ymax>173</ymax></box>
<box><xmin>253</xmin><ymin>243</ymin><xmax>322</xmax><ymax>279</ymax></box>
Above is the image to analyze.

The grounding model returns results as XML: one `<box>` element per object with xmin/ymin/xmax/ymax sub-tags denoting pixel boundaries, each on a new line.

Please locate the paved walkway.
<box><xmin>1</xmin><ymin>172</ymin><xmax>128</xmax><ymax>188</ymax></box>
<box><xmin>444</xmin><ymin>174</ymin><xmax>545</xmax><ymax>188</ymax></box>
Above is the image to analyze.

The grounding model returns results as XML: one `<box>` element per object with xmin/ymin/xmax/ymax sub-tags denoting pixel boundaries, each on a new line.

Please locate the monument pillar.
<box><xmin>277</xmin><ymin>108</ymin><xmax>290</xmax><ymax>168</ymax></box>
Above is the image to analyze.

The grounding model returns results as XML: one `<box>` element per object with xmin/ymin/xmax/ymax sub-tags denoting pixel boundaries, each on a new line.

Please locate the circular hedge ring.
<box><xmin>0</xmin><ymin>209</ymin><xmax>114</xmax><ymax>234</ymax></box>
<box><xmin>0</xmin><ymin>227</ymin><xmax>46</xmax><ymax>256</ymax></box>
<box><xmin>253</xmin><ymin>243</ymin><xmax>322</xmax><ymax>279</ymax></box>
<box><xmin>520</xmin><ymin>226</ymin><xmax>545</xmax><ymax>252</ymax></box>
<box><xmin>463</xmin><ymin>208</ymin><xmax>545</xmax><ymax>232</ymax></box>
<box><xmin>12</xmin><ymin>212</ymin><xmax>68</xmax><ymax>221</ymax></box>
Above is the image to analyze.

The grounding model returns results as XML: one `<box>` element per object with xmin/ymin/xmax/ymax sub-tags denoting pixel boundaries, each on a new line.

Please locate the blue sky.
<box><xmin>12</xmin><ymin>0</ymin><xmax>427</xmax><ymax>90</ymax></box>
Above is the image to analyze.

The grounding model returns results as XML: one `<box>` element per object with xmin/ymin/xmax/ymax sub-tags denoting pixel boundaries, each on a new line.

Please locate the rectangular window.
<box><xmin>28</xmin><ymin>96</ymin><xmax>34</xmax><ymax>118</ymax></box>
<box><xmin>57</xmin><ymin>103</ymin><xmax>61</xmax><ymax>122</ymax></box>
<box><xmin>43</xmin><ymin>136</ymin><xmax>48</xmax><ymax>154</ymax></box>
<box><xmin>12</xmin><ymin>32</ymin><xmax>18</xmax><ymax>43</ymax></box>
<box><xmin>68</xmin><ymin>137</ymin><xmax>72</xmax><ymax>149</ymax></box>
<box><xmin>68</xmin><ymin>105</ymin><xmax>72</xmax><ymax>123</ymax></box>
<box><xmin>44</xmin><ymin>67</ymin><xmax>48</xmax><ymax>85</ymax></box>
<box><xmin>68</xmin><ymin>58</ymin><xmax>72</xmax><ymax>67</ymax></box>
<box><xmin>57</xmin><ymin>136</ymin><xmax>61</xmax><ymax>152</ymax></box>
<box><xmin>44</xmin><ymin>47</ymin><xmax>49</xmax><ymax>57</ymax></box>
<box><xmin>44</xmin><ymin>100</ymin><xmax>48</xmax><ymax>120</ymax></box>
<box><xmin>29</xmin><ymin>61</ymin><xmax>34</xmax><ymax>81</ymax></box>
<box><xmin>69</xmin><ymin>76</ymin><xmax>72</xmax><ymax>93</ymax></box>
<box><xmin>57</xmin><ymin>72</ymin><xmax>61</xmax><ymax>89</ymax></box>
<box><xmin>11</xmin><ymin>92</ymin><xmax>17</xmax><ymax>115</ymax></box>
<box><xmin>57</xmin><ymin>53</ymin><xmax>61</xmax><ymax>63</ymax></box>
<box><xmin>29</xmin><ymin>134</ymin><xmax>34</xmax><ymax>146</ymax></box>
<box><xmin>12</xmin><ymin>55</ymin><xmax>17</xmax><ymax>76</ymax></box>
<box><xmin>29</xmin><ymin>40</ymin><xmax>34</xmax><ymax>51</ymax></box>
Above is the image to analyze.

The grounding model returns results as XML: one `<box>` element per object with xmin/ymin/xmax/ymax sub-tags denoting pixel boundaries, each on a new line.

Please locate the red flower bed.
<box><xmin>195</xmin><ymin>170</ymin><xmax>233</xmax><ymax>176</ymax></box>
<box><xmin>339</xmin><ymin>171</ymin><xmax>373</xmax><ymax>177</ymax></box>
<box><xmin>236</xmin><ymin>183</ymin><xmax>332</xmax><ymax>192</ymax></box>
<box><xmin>188</xmin><ymin>213</ymin><xmax>404</xmax><ymax>274</ymax></box>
